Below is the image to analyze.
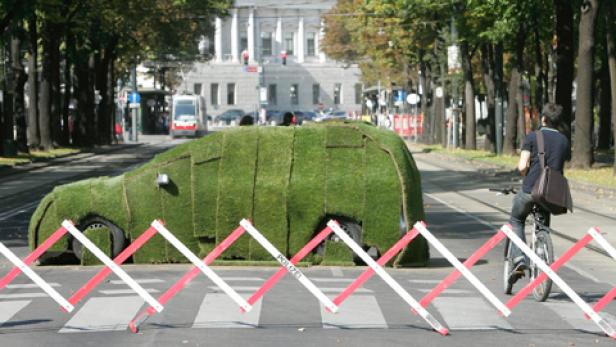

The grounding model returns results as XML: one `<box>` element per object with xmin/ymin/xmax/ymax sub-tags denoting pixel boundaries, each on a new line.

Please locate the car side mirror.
<box><xmin>157</xmin><ymin>173</ymin><xmax>170</xmax><ymax>187</ymax></box>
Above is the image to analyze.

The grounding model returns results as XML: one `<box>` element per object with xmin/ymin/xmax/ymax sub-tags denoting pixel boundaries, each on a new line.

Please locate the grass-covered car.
<box><xmin>29</xmin><ymin>121</ymin><xmax>429</xmax><ymax>266</ymax></box>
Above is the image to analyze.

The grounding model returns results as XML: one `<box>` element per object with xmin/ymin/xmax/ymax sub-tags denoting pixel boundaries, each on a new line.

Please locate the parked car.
<box><xmin>296</xmin><ymin>111</ymin><xmax>317</xmax><ymax>123</ymax></box>
<box><xmin>29</xmin><ymin>121</ymin><xmax>428</xmax><ymax>267</ymax></box>
<box><xmin>217</xmin><ymin>109</ymin><xmax>245</xmax><ymax>125</ymax></box>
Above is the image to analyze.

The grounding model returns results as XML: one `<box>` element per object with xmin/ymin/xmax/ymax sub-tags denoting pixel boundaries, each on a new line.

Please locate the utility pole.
<box><xmin>130</xmin><ymin>64</ymin><xmax>138</xmax><ymax>143</ymax></box>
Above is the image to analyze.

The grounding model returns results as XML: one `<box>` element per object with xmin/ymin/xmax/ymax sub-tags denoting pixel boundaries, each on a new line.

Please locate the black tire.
<box><xmin>72</xmin><ymin>216</ymin><xmax>126</xmax><ymax>261</ymax></box>
<box><xmin>314</xmin><ymin>217</ymin><xmax>375</xmax><ymax>265</ymax></box>
<box><xmin>531</xmin><ymin>231</ymin><xmax>554</xmax><ymax>302</ymax></box>
<box><xmin>503</xmin><ymin>238</ymin><xmax>514</xmax><ymax>295</ymax></box>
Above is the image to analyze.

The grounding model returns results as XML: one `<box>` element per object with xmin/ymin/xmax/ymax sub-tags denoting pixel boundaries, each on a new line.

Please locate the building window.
<box><xmin>312</xmin><ymin>84</ymin><xmax>320</xmax><ymax>104</ymax></box>
<box><xmin>268</xmin><ymin>84</ymin><xmax>277</xmax><ymax>105</ymax></box>
<box><xmin>306</xmin><ymin>32</ymin><xmax>316</xmax><ymax>56</ymax></box>
<box><xmin>334</xmin><ymin>83</ymin><xmax>342</xmax><ymax>105</ymax></box>
<box><xmin>354</xmin><ymin>83</ymin><xmax>362</xmax><ymax>104</ymax></box>
<box><xmin>284</xmin><ymin>32</ymin><xmax>294</xmax><ymax>56</ymax></box>
<box><xmin>290</xmin><ymin>84</ymin><xmax>299</xmax><ymax>105</ymax></box>
<box><xmin>227</xmin><ymin>83</ymin><xmax>236</xmax><ymax>105</ymax></box>
<box><xmin>194</xmin><ymin>83</ymin><xmax>202</xmax><ymax>96</ymax></box>
<box><xmin>260</xmin><ymin>32</ymin><xmax>272</xmax><ymax>56</ymax></box>
<box><xmin>210</xmin><ymin>83</ymin><xmax>219</xmax><ymax>105</ymax></box>
<box><xmin>240</xmin><ymin>32</ymin><xmax>248</xmax><ymax>54</ymax></box>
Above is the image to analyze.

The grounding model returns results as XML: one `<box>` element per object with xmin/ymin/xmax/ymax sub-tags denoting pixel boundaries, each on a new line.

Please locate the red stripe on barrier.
<box><xmin>144</xmin><ymin>225</ymin><xmax>247</xmax><ymax>315</ymax></box>
<box><xmin>419</xmin><ymin>230</ymin><xmax>506</xmax><ymax>308</ymax></box>
<box><xmin>67</xmin><ymin>225</ymin><xmax>159</xmax><ymax>306</ymax></box>
<box><xmin>243</xmin><ymin>226</ymin><xmax>334</xmax><ymax>309</ymax></box>
<box><xmin>331</xmin><ymin>228</ymin><xmax>420</xmax><ymax>307</ymax></box>
<box><xmin>593</xmin><ymin>287</ymin><xmax>616</xmax><ymax>314</ymax></box>
<box><xmin>505</xmin><ymin>233</ymin><xmax>594</xmax><ymax>311</ymax></box>
<box><xmin>0</xmin><ymin>226</ymin><xmax>68</xmax><ymax>289</ymax></box>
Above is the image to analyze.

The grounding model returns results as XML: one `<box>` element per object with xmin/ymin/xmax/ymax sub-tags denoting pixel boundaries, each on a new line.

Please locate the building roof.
<box><xmin>234</xmin><ymin>0</ymin><xmax>336</xmax><ymax>10</ymax></box>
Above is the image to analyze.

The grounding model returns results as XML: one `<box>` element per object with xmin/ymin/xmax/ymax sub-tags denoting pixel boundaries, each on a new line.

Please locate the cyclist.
<box><xmin>508</xmin><ymin>103</ymin><xmax>570</xmax><ymax>285</ymax></box>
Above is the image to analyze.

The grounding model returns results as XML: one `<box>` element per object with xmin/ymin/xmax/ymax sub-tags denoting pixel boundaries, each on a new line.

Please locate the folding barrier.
<box><xmin>500</xmin><ymin>224</ymin><xmax>616</xmax><ymax>338</ymax></box>
<box><xmin>3</xmin><ymin>216</ymin><xmax>616</xmax><ymax>339</ymax></box>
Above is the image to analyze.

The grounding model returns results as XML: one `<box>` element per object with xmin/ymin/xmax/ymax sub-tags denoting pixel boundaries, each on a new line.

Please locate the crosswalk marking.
<box><xmin>0</xmin><ymin>293</ymin><xmax>49</xmax><ymax>299</ymax></box>
<box><xmin>320</xmin><ymin>295</ymin><xmax>387</xmax><ymax>329</ymax></box>
<box><xmin>59</xmin><ymin>296</ymin><xmax>145</xmax><ymax>333</ymax></box>
<box><xmin>7</xmin><ymin>283</ymin><xmax>60</xmax><ymax>289</ymax></box>
<box><xmin>207</xmin><ymin>286</ymin><xmax>372</xmax><ymax>293</ymax></box>
<box><xmin>0</xmin><ymin>300</ymin><xmax>30</xmax><ymax>326</ymax></box>
<box><xmin>417</xmin><ymin>288</ymin><xmax>473</xmax><ymax>294</ymax></box>
<box><xmin>110</xmin><ymin>279</ymin><xmax>164</xmax><ymax>285</ymax></box>
<box><xmin>432</xmin><ymin>297</ymin><xmax>512</xmax><ymax>330</ymax></box>
<box><xmin>409</xmin><ymin>279</ymin><xmax>441</xmax><ymax>284</ymax></box>
<box><xmin>312</xmin><ymin>278</ymin><xmax>353</xmax><ymax>283</ymax></box>
<box><xmin>192</xmin><ymin>293</ymin><xmax>262</xmax><ymax>328</ymax></box>
<box><xmin>543</xmin><ymin>301</ymin><xmax>616</xmax><ymax>333</ymax></box>
<box><xmin>99</xmin><ymin>289</ymin><xmax>159</xmax><ymax>295</ymax></box>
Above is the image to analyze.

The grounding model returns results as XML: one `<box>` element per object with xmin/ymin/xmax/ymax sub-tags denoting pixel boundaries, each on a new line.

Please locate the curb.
<box><xmin>0</xmin><ymin>143</ymin><xmax>143</xmax><ymax>179</ymax></box>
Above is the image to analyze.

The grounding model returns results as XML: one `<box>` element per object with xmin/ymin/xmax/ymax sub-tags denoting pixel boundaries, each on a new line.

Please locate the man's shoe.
<box><xmin>508</xmin><ymin>261</ymin><xmax>527</xmax><ymax>285</ymax></box>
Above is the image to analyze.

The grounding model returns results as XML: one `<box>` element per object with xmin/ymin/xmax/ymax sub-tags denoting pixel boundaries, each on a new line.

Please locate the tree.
<box><xmin>606</xmin><ymin>2</ymin><xmax>616</xmax><ymax>175</ymax></box>
<box><xmin>554</xmin><ymin>0</ymin><xmax>575</xmax><ymax>140</ymax></box>
<box><xmin>571</xmin><ymin>0</ymin><xmax>600</xmax><ymax>168</ymax></box>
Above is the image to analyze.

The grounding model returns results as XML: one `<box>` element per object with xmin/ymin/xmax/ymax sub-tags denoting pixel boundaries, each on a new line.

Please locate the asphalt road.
<box><xmin>0</xmin><ymin>135</ymin><xmax>615</xmax><ymax>347</ymax></box>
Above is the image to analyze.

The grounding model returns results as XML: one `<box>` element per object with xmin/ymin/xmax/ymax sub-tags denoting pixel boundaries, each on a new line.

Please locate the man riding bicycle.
<box><xmin>508</xmin><ymin>103</ymin><xmax>570</xmax><ymax>285</ymax></box>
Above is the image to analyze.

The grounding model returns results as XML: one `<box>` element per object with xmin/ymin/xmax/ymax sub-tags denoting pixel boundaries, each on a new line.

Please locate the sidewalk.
<box><xmin>408</xmin><ymin>142</ymin><xmax>616</xmax><ymax>263</ymax></box>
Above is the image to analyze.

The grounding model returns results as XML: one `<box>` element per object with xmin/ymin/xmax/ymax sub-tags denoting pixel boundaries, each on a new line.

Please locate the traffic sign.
<box><xmin>129</xmin><ymin>92</ymin><xmax>140</xmax><ymax>104</ymax></box>
<box><xmin>407</xmin><ymin>93</ymin><xmax>420</xmax><ymax>105</ymax></box>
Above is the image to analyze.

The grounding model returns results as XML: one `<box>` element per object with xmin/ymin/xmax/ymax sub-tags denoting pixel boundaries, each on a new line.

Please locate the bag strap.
<box><xmin>536</xmin><ymin>130</ymin><xmax>546</xmax><ymax>169</ymax></box>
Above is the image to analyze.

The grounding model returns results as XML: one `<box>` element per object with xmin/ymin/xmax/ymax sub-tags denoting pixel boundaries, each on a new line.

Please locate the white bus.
<box><xmin>170</xmin><ymin>94</ymin><xmax>207</xmax><ymax>138</ymax></box>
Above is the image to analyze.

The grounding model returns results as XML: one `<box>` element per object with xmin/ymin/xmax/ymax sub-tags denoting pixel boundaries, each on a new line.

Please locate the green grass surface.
<box><xmin>0</xmin><ymin>148</ymin><xmax>80</xmax><ymax>167</ymax></box>
<box><xmin>565</xmin><ymin>167</ymin><xmax>616</xmax><ymax>189</ymax></box>
<box><xmin>420</xmin><ymin>145</ymin><xmax>518</xmax><ymax>167</ymax></box>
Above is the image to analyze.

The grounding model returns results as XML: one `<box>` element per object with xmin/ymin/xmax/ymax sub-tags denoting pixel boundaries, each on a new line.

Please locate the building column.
<box><xmin>231</xmin><ymin>9</ymin><xmax>239</xmax><ymax>63</ymax></box>
<box><xmin>247</xmin><ymin>9</ymin><xmax>255</xmax><ymax>63</ymax></box>
<box><xmin>275</xmin><ymin>15</ymin><xmax>282</xmax><ymax>56</ymax></box>
<box><xmin>297</xmin><ymin>16</ymin><xmax>305</xmax><ymax>63</ymax></box>
<box><xmin>215</xmin><ymin>17</ymin><xmax>223</xmax><ymax>63</ymax></box>
<box><xmin>318</xmin><ymin>18</ymin><xmax>326</xmax><ymax>63</ymax></box>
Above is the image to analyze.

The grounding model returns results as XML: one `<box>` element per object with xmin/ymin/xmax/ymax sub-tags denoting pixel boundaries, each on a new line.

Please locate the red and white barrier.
<box><xmin>414</xmin><ymin>222</ymin><xmax>511</xmax><ymax>316</ymax></box>
<box><xmin>500</xmin><ymin>224</ymin><xmax>616</xmax><ymax>338</ymax></box>
<box><xmin>326</xmin><ymin>220</ymin><xmax>449</xmax><ymax>335</ymax></box>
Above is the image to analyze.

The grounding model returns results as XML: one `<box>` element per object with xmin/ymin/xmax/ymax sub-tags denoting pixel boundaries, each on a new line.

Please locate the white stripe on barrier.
<box><xmin>501</xmin><ymin>224</ymin><xmax>616</xmax><ymax>337</ymax></box>
<box><xmin>61</xmin><ymin>220</ymin><xmax>164</xmax><ymax>313</ymax></box>
<box><xmin>0</xmin><ymin>242</ymin><xmax>74</xmax><ymax>312</ymax></box>
<box><xmin>239</xmin><ymin>219</ymin><xmax>339</xmax><ymax>313</ymax></box>
<box><xmin>327</xmin><ymin>220</ymin><xmax>449</xmax><ymax>335</ymax></box>
<box><xmin>587</xmin><ymin>228</ymin><xmax>616</xmax><ymax>261</ymax></box>
<box><xmin>151</xmin><ymin>220</ymin><xmax>252</xmax><ymax>313</ymax></box>
<box><xmin>414</xmin><ymin>222</ymin><xmax>511</xmax><ymax>317</ymax></box>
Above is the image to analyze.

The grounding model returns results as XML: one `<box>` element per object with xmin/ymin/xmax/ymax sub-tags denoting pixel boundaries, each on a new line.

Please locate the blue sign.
<box><xmin>395</xmin><ymin>91</ymin><xmax>407</xmax><ymax>103</ymax></box>
<box><xmin>129</xmin><ymin>92</ymin><xmax>140</xmax><ymax>104</ymax></box>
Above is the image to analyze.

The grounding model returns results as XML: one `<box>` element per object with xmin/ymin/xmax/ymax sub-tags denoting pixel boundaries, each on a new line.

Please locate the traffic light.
<box><xmin>242</xmin><ymin>50</ymin><xmax>249</xmax><ymax>65</ymax></box>
<box><xmin>281</xmin><ymin>51</ymin><xmax>287</xmax><ymax>65</ymax></box>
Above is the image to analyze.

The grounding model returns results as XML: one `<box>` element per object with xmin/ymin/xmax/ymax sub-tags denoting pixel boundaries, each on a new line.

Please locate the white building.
<box><xmin>183</xmin><ymin>0</ymin><xmax>363</xmax><ymax>118</ymax></box>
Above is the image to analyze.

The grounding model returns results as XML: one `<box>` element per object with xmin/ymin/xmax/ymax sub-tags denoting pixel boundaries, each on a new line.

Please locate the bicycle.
<box><xmin>490</xmin><ymin>187</ymin><xmax>554</xmax><ymax>302</ymax></box>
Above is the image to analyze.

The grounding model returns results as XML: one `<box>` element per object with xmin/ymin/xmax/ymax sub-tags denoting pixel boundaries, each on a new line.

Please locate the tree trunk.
<box><xmin>606</xmin><ymin>5</ymin><xmax>616</xmax><ymax>175</ymax></box>
<box><xmin>533</xmin><ymin>22</ymin><xmax>545</xmax><ymax>118</ymax></box>
<box><xmin>11</xmin><ymin>34</ymin><xmax>28</xmax><ymax>153</ymax></box>
<box><xmin>554</xmin><ymin>0</ymin><xmax>575</xmax><ymax>140</ymax></box>
<box><xmin>503</xmin><ymin>69</ymin><xmax>520</xmax><ymax>156</ymax></box>
<box><xmin>96</xmin><ymin>38</ymin><xmax>117</xmax><ymax>145</ymax></box>
<box><xmin>572</xmin><ymin>0</ymin><xmax>599</xmax><ymax>168</ymax></box>
<box><xmin>438</xmin><ymin>58</ymin><xmax>447</xmax><ymax>148</ymax></box>
<box><xmin>26</xmin><ymin>14</ymin><xmax>39</xmax><ymax>149</ymax></box>
<box><xmin>49</xmin><ymin>31</ymin><xmax>61</xmax><ymax>145</ymax></box>
<box><xmin>597</xmin><ymin>45</ymin><xmax>611</xmax><ymax>150</ymax></box>
<box><xmin>38</xmin><ymin>24</ymin><xmax>54</xmax><ymax>150</ymax></box>
<box><xmin>418</xmin><ymin>55</ymin><xmax>432</xmax><ymax>144</ymax></box>
<box><xmin>515</xmin><ymin>29</ymin><xmax>527</xmax><ymax>149</ymax></box>
<box><xmin>461</xmin><ymin>41</ymin><xmax>476</xmax><ymax>150</ymax></box>
<box><xmin>481</xmin><ymin>44</ymin><xmax>496</xmax><ymax>153</ymax></box>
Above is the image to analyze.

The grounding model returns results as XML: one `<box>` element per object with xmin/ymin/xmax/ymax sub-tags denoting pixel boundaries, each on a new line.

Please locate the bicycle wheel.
<box><xmin>503</xmin><ymin>238</ymin><xmax>514</xmax><ymax>295</ymax></box>
<box><xmin>530</xmin><ymin>231</ymin><xmax>554</xmax><ymax>302</ymax></box>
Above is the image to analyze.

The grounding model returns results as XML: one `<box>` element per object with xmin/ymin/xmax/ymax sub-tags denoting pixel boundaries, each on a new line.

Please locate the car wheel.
<box><xmin>314</xmin><ymin>217</ymin><xmax>376</xmax><ymax>265</ymax></box>
<box><xmin>72</xmin><ymin>216</ymin><xmax>126</xmax><ymax>261</ymax></box>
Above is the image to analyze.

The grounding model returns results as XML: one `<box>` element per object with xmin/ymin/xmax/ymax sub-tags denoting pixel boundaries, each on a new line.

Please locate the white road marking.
<box><xmin>208</xmin><ymin>286</ymin><xmax>260</xmax><ymax>292</ymax></box>
<box><xmin>192</xmin><ymin>293</ymin><xmax>262</xmax><ymax>328</ymax></box>
<box><xmin>99</xmin><ymin>289</ymin><xmax>159</xmax><ymax>295</ymax></box>
<box><xmin>432</xmin><ymin>297</ymin><xmax>512</xmax><ymax>330</ymax></box>
<box><xmin>409</xmin><ymin>279</ymin><xmax>443</xmax><ymax>284</ymax></box>
<box><xmin>220</xmin><ymin>277</ymin><xmax>264</xmax><ymax>281</ymax></box>
<box><xmin>543</xmin><ymin>301</ymin><xmax>616</xmax><ymax>333</ymax></box>
<box><xmin>330</xmin><ymin>268</ymin><xmax>344</xmax><ymax>277</ymax></box>
<box><xmin>311</xmin><ymin>278</ymin><xmax>353</xmax><ymax>283</ymax></box>
<box><xmin>0</xmin><ymin>293</ymin><xmax>49</xmax><ymax>299</ymax></box>
<box><xmin>109</xmin><ymin>279</ymin><xmax>165</xmax><ymax>285</ymax></box>
<box><xmin>417</xmin><ymin>288</ymin><xmax>473</xmax><ymax>294</ymax></box>
<box><xmin>424</xmin><ymin>193</ymin><xmax>495</xmax><ymax>229</ymax></box>
<box><xmin>0</xmin><ymin>201</ymin><xmax>39</xmax><ymax>222</ymax></box>
<box><xmin>207</xmin><ymin>286</ymin><xmax>372</xmax><ymax>294</ymax></box>
<box><xmin>59</xmin><ymin>296</ymin><xmax>145</xmax><ymax>333</ymax></box>
<box><xmin>321</xmin><ymin>295</ymin><xmax>387</xmax><ymax>329</ymax></box>
<box><xmin>0</xmin><ymin>301</ymin><xmax>30</xmax><ymax>326</ymax></box>
<box><xmin>7</xmin><ymin>283</ymin><xmax>60</xmax><ymax>289</ymax></box>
